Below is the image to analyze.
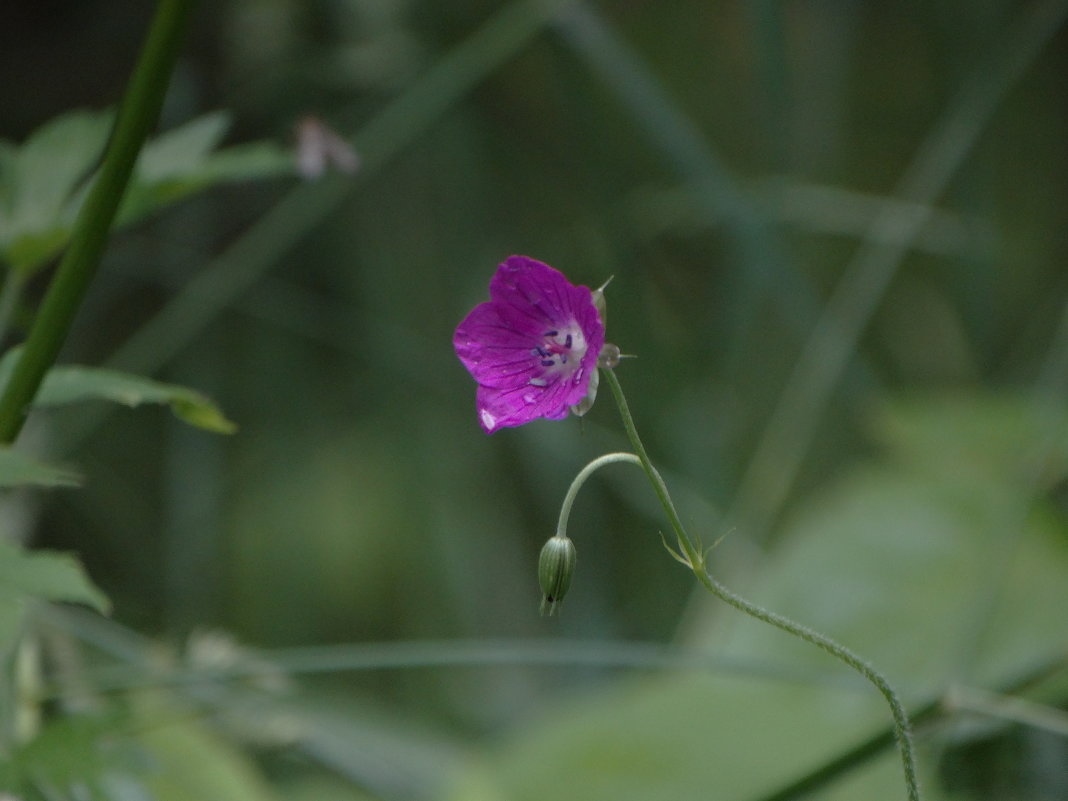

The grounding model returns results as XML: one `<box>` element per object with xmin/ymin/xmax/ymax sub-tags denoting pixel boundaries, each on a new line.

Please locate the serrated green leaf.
<box><xmin>0</xmin><ymin>446</ymin><xmax>81</xmax><ymax>488</ymax></box>
<box><xmin>0</xmin><ymin>538</ymin><xmax>110</xmax><ymax>614</ymax></box>
<box><xmin>0</xmin><ymin>349</ymin><xmax>236</xmax><ymax>434</ymax></box>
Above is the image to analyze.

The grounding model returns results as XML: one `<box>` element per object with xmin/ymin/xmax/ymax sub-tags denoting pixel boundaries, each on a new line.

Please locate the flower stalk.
<box><xmin>596</xmin><ymin>366</ymin><xmax>921</xmax><ymax>801</ymax></box>
<box><xmin>540</xmin><ymin>452</ymin><xmax>642</xmax><ymax>614</ymax></box>
<box><xmin>555</xmin><ymin>452</ymin><xmax>642</xmax><ymax>539</ymax></box>
<box><xmin>453</xmin><ymin>257</ymin><xmax>919</xmax><ymax>798</ymax></box>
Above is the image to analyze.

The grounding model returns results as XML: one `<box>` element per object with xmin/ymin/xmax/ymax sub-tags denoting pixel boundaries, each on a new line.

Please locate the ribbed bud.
<box><xmin>538</xmin><ymin>536</ymin><xmax>577</xmax><ymax>616</ymax></box>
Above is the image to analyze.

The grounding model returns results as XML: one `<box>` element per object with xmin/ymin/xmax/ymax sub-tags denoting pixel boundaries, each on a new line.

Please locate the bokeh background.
<box><xmin>4</xmin><ymin>1</ymin><xmax>1068</xmax><ymax>799</ymax></box>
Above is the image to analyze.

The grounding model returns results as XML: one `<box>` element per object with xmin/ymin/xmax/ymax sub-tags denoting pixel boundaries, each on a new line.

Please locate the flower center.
<box><xmin>529</xmin><ymin>326</ymin><xmax>587</xmax><ymax>386</ymax></box>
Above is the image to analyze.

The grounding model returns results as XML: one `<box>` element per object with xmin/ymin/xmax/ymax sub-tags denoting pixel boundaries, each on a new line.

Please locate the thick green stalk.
<box><xmin>599</xmin><ymin>367</ymin><xmax>921</xmax><ymax>801</ymax></box>
<box><xmin>0</xmin><ymin>0</ymin><xmax>196</xmax><ymax>443</ymax></box>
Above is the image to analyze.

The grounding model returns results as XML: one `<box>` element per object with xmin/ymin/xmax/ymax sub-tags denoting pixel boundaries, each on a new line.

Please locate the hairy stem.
<box><xmin>599</xmin><ymin>366</ymin><xmax>921</xmax><ymax>801</ymax></box>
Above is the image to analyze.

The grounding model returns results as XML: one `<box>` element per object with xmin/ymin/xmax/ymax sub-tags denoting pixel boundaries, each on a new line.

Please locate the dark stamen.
<box><xmin>541</xmin><ymin>359</ymin><xmax>555</xmax><ymax>367</ymax></box>
<box><xmin>532</xmin><ymin>347</ymin><xmax>548</xmax><ymax>357</ymax></box>
<box><xmin>565</xmin><ymin>334</ymin><xmax>572</xmax><ymax>348</ymax></box>
<box><xmin>560</xmin><ymin>354</ymin><xmax>568</xmax><ymax>364</ymax></box>
<box><xmin>545</xmin><ymin>330</ymin><xmax>558</xmax><ymax>337</ymax></box>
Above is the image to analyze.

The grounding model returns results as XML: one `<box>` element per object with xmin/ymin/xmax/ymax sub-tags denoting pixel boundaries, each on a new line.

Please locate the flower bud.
<box><xmin>538</xmin><ymin>536</ymin><xmax>577</xmax><ymax>616</ymax></box>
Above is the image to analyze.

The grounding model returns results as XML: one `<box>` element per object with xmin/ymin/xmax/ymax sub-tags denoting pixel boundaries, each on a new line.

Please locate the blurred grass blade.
<box><xmin>107</xmin><ymin>0</ymin><xmax>578</xmax><ymax>378</ymax></box>
<box><xmin>554</xmin><ymin>4</ymin><xmax>749</xmax><ymax>224</ymax></box>
<box><xmin>746</xmin><ymin>0</ymin><xmax>790</xmax><ymax>171</ymax></box>
<box><xmin>552</xmin><ymin>2</ymin><xmax>868</xmax><ymax>384</ymax></box>
<box><xmin>730</xmin><ymin>0</ymin><xmax>1068</xmax><ymax>540</ymax></box>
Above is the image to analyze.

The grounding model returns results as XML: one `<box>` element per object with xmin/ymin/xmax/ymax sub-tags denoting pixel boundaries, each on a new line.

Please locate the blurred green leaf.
<box><xmin>448</xmin><ymin>394</ymin><xmax>1068</xmax><ymax>801</ymax></box>
<box><xmin>0</xmin><ymin>698</ymin><xmax>279</xmax><ymax>801</ymax></box>
<box><xmin>0</xmin><ymin>712</ymin><xmax>150</xmax><ymax>800</ymax></box>
<box><xmin>275</xmin><ymin>776</ymin><xmax>380</xmax><ymax>801</ymax></box>
<box><xmin>133</xmin><ymin>695</ymin><xmax>279</xmax><ymax>801</ymax></box>
<box><xmin>180</xmin><ymin>675</ymin><xmax>467</xmax><ymax>801</ymax></box>
<box><xmin>0</xmin><ymin>110</ymin><xmax>113</xmax><ymax>271</ymax></box>
<box><xmin>4</xmin><ymin>226</ymin><xmax>72</xmax><ymax>275</ymax></box>
<box><xmin>36</xmin><ymin>365</ymin><xmax>238</xmax><ymax>434</ymax></box>
<box><xmin>0</xmin><ymin>538</ymin><xmax>110</xmax><ymax>614</ymax></box>
<box><xmin>0</xmin><ymin>108</ymin><xmax>293</xmax><ymax>272</ymax></box>
<box><xmin>118</xmin><ymin>110</ymin><xmax>293</xmax><ymax>225</ymax></box>
<box><xmin>0</xmin><ymin>348</ymin><xmax>236</xmax><ymax>433</ymax></box>
<box><xmin>138</xmin><ymin>110</ymin><xmax>233</xmax><ymax>182</ymax></box>
<box><xmin>872</xmin><ymin>395</ymin><xmax>1068</xmax><ymax>491</ymax></box>
<box><xmin>0</xmin><ymin>446</ymin><xmax>81</xmax><ymax>488</ymax></box>
<box><xmin>0</xmin><ymin>537</ymin><xmax>109</xmax><ymax>655</ymax></box>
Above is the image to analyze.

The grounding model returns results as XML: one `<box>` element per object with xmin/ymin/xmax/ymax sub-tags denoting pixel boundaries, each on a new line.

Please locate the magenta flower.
<box><xmin>454</xmin><ymin>255</ymin><xmax>606</xmax><ymax>433</ymax></box>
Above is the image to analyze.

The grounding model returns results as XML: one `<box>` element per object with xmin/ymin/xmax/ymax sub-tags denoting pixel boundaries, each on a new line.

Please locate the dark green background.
<box><xmin>4</xmin><ymin>2</ymin><xmax>1068</xmax><ymax>799</ymax></box>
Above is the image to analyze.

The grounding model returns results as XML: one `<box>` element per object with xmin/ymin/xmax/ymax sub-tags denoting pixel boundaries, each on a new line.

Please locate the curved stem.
<box><xmin>0</xmin><ymin>0</ymin><xmax>196</xmax><ymax>444</ymax></box>
<box><xmin>556</xmin><ymin>452</ymin><xmax>642</xmax><ymax>538</ymax></box>
<box><xmin>599</xmin><ymin>367</ymin><xmax>921</xmax><ymax>801</ymax></box>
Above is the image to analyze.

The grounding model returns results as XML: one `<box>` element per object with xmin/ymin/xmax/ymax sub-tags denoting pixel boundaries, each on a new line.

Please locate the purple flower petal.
<box><xmin>454</xmin><ymin>256</ymin><xmax>606</xmax><ymax>433</ymax></box>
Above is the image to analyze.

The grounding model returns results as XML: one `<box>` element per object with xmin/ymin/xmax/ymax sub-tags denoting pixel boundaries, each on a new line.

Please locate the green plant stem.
<box><xmin>0</xmin><ymin>0</ymin><xmax>195</xmax><ymax>444</ymax></box>
<box><xmin>555</xmin><ymin>451</ymin><xmax>643</xmax><ymax>537</ymax></box>
<box><xmin>599</xmin><ymin>367</ymin><xmax>921</xmax><ymax>801</ymax></box>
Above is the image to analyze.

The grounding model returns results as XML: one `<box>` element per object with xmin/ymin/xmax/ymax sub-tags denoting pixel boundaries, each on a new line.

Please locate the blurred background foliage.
<box><xmin>1</xmin><ymin>0</ymin><xmax>1068</xmax><ymax>799</ymax></box>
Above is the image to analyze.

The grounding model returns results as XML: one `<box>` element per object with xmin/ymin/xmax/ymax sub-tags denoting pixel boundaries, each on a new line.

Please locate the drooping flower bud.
<box><xmin>538</xmin><ymin>535</ymin><xmax>577</xmax><ymax>616</ymax></box>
